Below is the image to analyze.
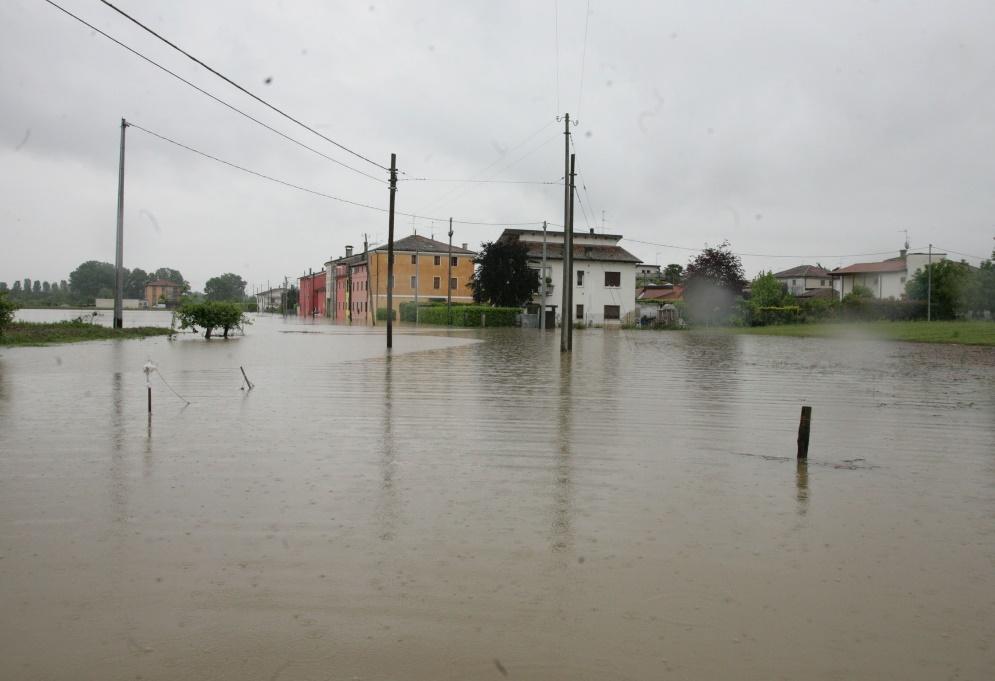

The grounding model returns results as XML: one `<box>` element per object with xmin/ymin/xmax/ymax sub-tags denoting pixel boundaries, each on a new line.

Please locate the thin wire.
<box><xmin>41</xmin><ymin>0</ymin><xmax>385</xmax><ymax>184</ymax></box>
<box><xmin>129</xmin><ymin>123</ymin><xmax>543</xmax><ymax>227</ymax></box>
<box><xmin>97</xmin><ymin>0</ymin><xmax>386</xmax><ymax>171</ymax></box>
<box><xmin>399</xmin><ymin>177</ymin><xmax>561</xmax><ymax>185</ymax></box>
<box><xmin>577</xmin><ymin>0</ymin><xmax>591</xmax><ymax>116</ymax></box>
<box><xmin>622</xmin><ymin>237</ymin><xmax>929</xmax><ymax>260</ymax></box>
<box><xmin>553</xmin><ymin>0</ymin><xmax>561</xmax><ymax>115</ymax></box>
<box><xmin>934</xmin><ymin>246</ymin><xmax>991</xmax><ymax>262</ymax></box>
<box><xmin>156</xmin><ymin>370</ymin><xmax>191</xmax><ymax>405</ymax></box>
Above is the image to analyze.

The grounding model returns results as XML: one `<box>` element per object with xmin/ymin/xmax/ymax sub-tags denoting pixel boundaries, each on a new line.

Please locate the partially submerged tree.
<box><xmin>175</xmin><ymin>301</ymin><xmax>250</xmax><ymax>339</ymax></box>
<box><xmin>469</xmin><ymin>239</ymin><xmax>539</xmax><ymax>307</ymax></box>
<box><xmin>683</xmin><ymin>242</ymin><xmax>746</xmax><ymax>324</ymax></box>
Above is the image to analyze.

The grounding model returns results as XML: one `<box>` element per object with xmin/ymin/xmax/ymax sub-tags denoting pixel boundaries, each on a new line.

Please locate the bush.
<box><xmin>175</xmin><ymin>300</ymin><xmax>251</xmax><ymax>339</ymax></box>
<box><xmin>0</xmin><ymin>291</ymin><xmax>19</xmax><ymax>336</ymax></box>
<box><xmin>380</xmin><ymin>303</ymin><xmax>518</xmax><ymax>327</ymax></box>
<box><xmin>752</xmin><ymin>305</ymin><xmax>801</xmax><ymax>326</ymax></box>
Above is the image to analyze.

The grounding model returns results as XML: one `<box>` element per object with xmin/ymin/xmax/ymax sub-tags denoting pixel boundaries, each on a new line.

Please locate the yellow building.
<box><xmin>366</xmin><ymin>234</ymin><xmax>477</xmax><ymax>315</ymax></box>
<box><xmin>144</xmin><ymin>279</ymin><xmax>183</xmax><ymax>308</ymax></box>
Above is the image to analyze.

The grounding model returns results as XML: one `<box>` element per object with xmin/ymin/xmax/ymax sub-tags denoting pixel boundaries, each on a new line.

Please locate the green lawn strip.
<box><xmin>0</xmin><ymin>322</ymin><xmax>172</xmax><ymax>346</ymax></box>
<box><xmin>705</xmin><ymin>320</ymin><xmax>995</xmax><ymax>346</ymax></box>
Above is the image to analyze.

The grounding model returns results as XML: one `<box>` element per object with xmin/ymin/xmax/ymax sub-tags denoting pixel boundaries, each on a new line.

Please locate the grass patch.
<box><xmin>703</xmin><ymin>320</ymin><xmax>995</xmax><ymax>346</ymax></box>
<box><xmin>0</xmin><ymin>321</ymin><xmax>173</xmax><ymax>346</ymax></box>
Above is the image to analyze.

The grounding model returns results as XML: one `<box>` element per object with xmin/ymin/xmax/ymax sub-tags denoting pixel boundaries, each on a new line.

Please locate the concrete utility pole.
<box><xmin>558</xmin><ymin>113</ymin><xmax>573</xmax><ymax>352</ymax></box>
<box><xmin>540</xmin><ymin>220</ymin><xmax>548</xmax><ymax>330</ymax></box>
<box><xmin>566</xmin><ymin>153</ymin><xmax>576</xmax><ymax>351</ymax></box>
<box><xmin>113</xmin><ymin>118</ymin><xmax>128</xmax><ymax>328</ymax></box>
<box><xmin>386</xmin><ymin>153</ymin><xmax>397</xmax><ymax>349</ymax></box>
<box><xmin>447</xmin><ymin>217</ymin><xmax>453</xmax><ymax>325</ymax></box>
<box><xmin>927</xmin><ymin>243</ymin><xmax>933</xmax><ymax>322</ymax></box>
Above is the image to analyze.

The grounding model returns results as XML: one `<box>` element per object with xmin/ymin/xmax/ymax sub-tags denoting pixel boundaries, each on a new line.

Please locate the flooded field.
<box><xmin>2</xmin><ymin>311</ymin><xmax>994</xmax><ymax>680</ymax></box>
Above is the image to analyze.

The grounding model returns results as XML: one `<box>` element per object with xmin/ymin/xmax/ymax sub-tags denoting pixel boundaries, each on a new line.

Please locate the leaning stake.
<box><xmin>797</xmin><ymin>405</ymin><xmax>812</xmax><ymax>459</ymax></box>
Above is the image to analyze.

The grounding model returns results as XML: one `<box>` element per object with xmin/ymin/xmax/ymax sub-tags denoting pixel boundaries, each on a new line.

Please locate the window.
<box><xmin>433</xmin><ymin>276</ymin><xmax>441</xmax><ymax>290</ymax></box>
<box><xmin>820</xmin><ymin>279</ymin><xmax>826</xmax><ymax>286</ymax></box>
<box><xmin>434</xmin><ymin>255</ymin><xmax>441</xmax><ymax>266</ymax></box>
<box><xmin>450</xmin><ymin>277</ymin><xmax>457</xmax><ymax>290</ymax></box>
<box><xmin>410</xmin><ymin>275</ymin><xmax>417</xmax><ymax>289</ymax></box>
<box><xmin>900</xmin><ymin>276</ymin><xmax>906</xmax><ymax>284</ymax></box>
<box><xmin>604</xmin><ymin>271</ymin><xmax>621</xmax><ymax>287</ymax></box>
<box><xmin>576</xmin><ymin>270</ymin><xmax>584</xmax><ymax>286</ymax></box>
<box><xmin>410</xmin><ymin>254</ymin><xmax>417</xmax><ymax>264</ymax></box>
<box><xmin>576</xmin><ymin>304</ymin><xmax>584</xmax><ymax>320</ymax></box>
<box><xmin>792</xmin><ymin>279</ymin><xmax>797</xmax><ymax>286</ymax></box>
<box><xmin>604</xmin><ymin>305</ymin><xmax>620</xmax><ymax>320</ymax></box>
<box><xmin>451</xmin><ymin>256</ymin><xmax>458</xmax><ymax>267</ymax></box>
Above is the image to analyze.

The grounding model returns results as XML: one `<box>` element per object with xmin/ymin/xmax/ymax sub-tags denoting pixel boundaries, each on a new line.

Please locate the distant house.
<box><xmin>298</xmin><ymin>271</ymin><xmax>326</xmax><ymax>317</ymax></box>
<box><xmin>636</xmin><ymin>263</ymin><xmax>662</xmax><ymax>281</ymax></box>
<box><xmin>829</xmin><ymin>250</ymin><xmax>946</xmax><ymax>299</ymax></box>
<box><xmin>500</xmin><ymin>227</ymin><xmax>640</xmax><ymax>326</ymax></box>
<box><xmin>636</xmin><ymin>283</ymin><xmax>684</xmax><ymax>321</ymax></box>
<box><xmin>144</xmin><ymin>279</ymin><xmax>182</xmax><ymax>308</ymax></box>
<box><xmin>773</xmin><ymin>265</ymin><xmax>833</xmax><ymax>296</ymax></box>
<box><xmin>254</xmin><ymin>287</ymin><xmax>286</xmax><ymax>312</ymax></box>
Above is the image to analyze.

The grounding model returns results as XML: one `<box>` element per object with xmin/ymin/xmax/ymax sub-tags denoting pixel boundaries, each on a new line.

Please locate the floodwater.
<box><xmin>2</xmin><ymin>311</ymin><xmax>994</xmax><ymax>680</ymax></box>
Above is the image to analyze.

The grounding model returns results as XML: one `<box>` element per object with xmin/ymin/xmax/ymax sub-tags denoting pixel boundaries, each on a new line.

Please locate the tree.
<box><xmin>175</xmin><ymin>300</ymin><xmax>250</xmax><ymax>339</ymax></box>
<box><xmin>59</xmin><ymin>280</ymin><xmax>68</xmax><ymax>292</ymax></box>
<box><xmin>0</xmin><ymin>291</ymin><xmax>18</xmax><ymax>336</ymax></box>
<box><xmin>0</xmin><ymin>282</ymin><xmax>7</xmax><ymax>292</ymax></box>
<box><xmin>152</xmin><ymin>267</ymin><xmax>188</xmax><ymax>291</ymax></box>
<box><xmin>12</xmin><ymin>280</ymin><xmax>22</xmax><ymax>293</ymax></box>
<box><xmin>683</xmin><ymin>242</ymin><xmax>746</xmax><ymax>324</ymax></box>
<box><xmin>664</xmin><ymin>263</ymin><xmax>684</xmax><ymax>284</ymax></box>
<box><xmin>905</xmin><ymin>259</ymin><xmax>971</xmax><ymax>319</ymax></box>
<box><xmin>32</xmin><ymin>280</ymin><xmax>41</xmax><ymax>294</ymax></box>
<box><xmin>42</xmin><ymin>281</ymin><xmax>51</xmax><ymax>294</ymax></box>
<box><xmin>750</xmin><ymin>271</ymin><xmax>787</xmax><ymax>308</ymax></box>
<box><xmin>204</xmin><ymin>273</ymin><xmax>247</xmax><ymax>301</ymax></box>
<box><xmin>23</xmin><ymin>278</ymin><xmax>31</xmax><ymax>293</ymax></box>
<box><xmin>69</xmin><ymin>261</ymin><xmax>117</xmax><ymax>299</ymax></box>
<box><xmin>964</xmin><ymin>250</ymin><xmax>995</xmax><ymax>317</ymax></box>
<box><xmin>469</xmin><ymin>239</ymin><xmax>539</xmax><ymax>307</ymax></box>
<box><xmin>125</xmin><ymin>268</ymin><xmax>150</xmax><ymax>298</ymax></box>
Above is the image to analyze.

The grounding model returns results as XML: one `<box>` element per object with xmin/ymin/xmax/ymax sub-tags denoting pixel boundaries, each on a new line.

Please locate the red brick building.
<box><xmin>298</xmin><ymin>271</ymin><xmax>326</xmax><ymax>317</ymax></box>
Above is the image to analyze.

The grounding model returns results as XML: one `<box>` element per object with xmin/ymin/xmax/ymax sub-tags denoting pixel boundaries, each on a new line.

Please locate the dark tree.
<box><xmin>42</xmin><ymin>281</ymin><xmax>51</xmax><ymax>293</ymax></box>
<box><xmin>965</xmin><ymin>250</ymin><xmax>995</xmax><ymax>317</ymax></box>
<box><xmin>23</xmin><ymin>278</ymin><xmax>31</xmax><ymax>293</ymax></box>
<box><xmin>905</xmin><ymin>259</ymin><xmax>971</xmax><ymax>319</ymax></box>
<box><xmin>12</xmin><ymin>280</ymin><xmax>22</xmax><ymax>293</ymax></box>
<box><xmin>469</xmin><ymin>239</ymin><xmax>539</xmax><ymax>307</ymax></box>
<box><xmin>59</xmin><ymin>280</ymin><xmax>68</xmax><ymax>292</ymax></box>
<box><xmin>125</xmin><ymin>268</ymin><xmax>150</xmax><ymax>298</ymax></box>
<box><xmin>69</xmin><ymin>261</ymin><xmax>116</xmax><ymax>299</ymax></box>
<box><xmin>684</xmin><ymin>242</ymin><xmax>746</xmax><ymax>324</ymax></box>
<box><xmin>32</xmin><ymin>280</ymin><xmax>41</xmax><ymax>294</ymax></box>
<box><xmin>204</xmin><ymin>273</ymin><xmax>247</xmax><ymax>301</ymax></box>
<box><xmin>0</xmin><ymin>282</ymin><xmax>7</xmax><ymax>292</ymax></box>
<box><xmin>664</xmin><ymin>263</ymin><xmax>684</xmax><ymax>284</ymax></box>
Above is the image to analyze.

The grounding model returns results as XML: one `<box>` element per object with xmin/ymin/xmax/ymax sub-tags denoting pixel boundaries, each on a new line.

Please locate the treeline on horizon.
<box><xmin>0</xmin><ymin>261</ymin><xmax>187</xmax><ymax>307</ymax></box>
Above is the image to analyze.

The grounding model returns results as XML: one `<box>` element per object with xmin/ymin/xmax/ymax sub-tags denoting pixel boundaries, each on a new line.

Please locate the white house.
<box><xmin>499</xmin><ymin>227</ymin><xmax>640</xmax><ymax>326</ymax></box>
<box><xmin>773</xmin><ymin>265</ymin><xmax>833</xmax><ymax>296</ymax></box>
<box><xmin>830</xmin><ymin>250</ymin><xmax>946</xmax><ymax>299</ymax></box>
<box><xmin>255</xmin><ymin>287</ymin><xmax>286</xmax><ymax>312</ymax></box>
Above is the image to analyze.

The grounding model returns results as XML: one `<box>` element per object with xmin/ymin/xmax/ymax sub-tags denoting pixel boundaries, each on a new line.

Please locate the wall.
<box><xmin>368</xmin><ymin>251</ymin><xmax>476</xmax><ymax>313</ymax></box>
<box><xmin>536</xmin><ymin>259</ymin><xmax>637</xmax><ymax>325</ymax></box>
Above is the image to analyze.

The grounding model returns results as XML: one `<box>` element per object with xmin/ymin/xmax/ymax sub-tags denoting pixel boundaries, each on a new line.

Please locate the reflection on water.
<box><xmin>1</xmin><ymin>315</ymin><xmax>994</xmax><ymax>680</ymax></box>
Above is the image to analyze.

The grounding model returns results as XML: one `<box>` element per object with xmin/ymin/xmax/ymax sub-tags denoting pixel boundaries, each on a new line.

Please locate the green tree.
<box><xmin>125</xmin><ymin>268</ymin><xmax>150</xmax><ymax>298</ymax></box>
<box><xmin>469</xmin><ymin>239</ymin><xmax>539</xmax><ymax>307</ymax></box>
<box><xmin>69</xmin><ymin>261</ymin><xmax>117</xmax><ymax>300</ymax></box>
<box><xmin>23</xmin><ymin>278</ymin><xmax>31</xmax><ymax>293</ymax></box>
<box><xmin>59</xmin><ymin>280</ymin><xmax>68</xmax><ymax>292</ymax></box>
<box><xmin>750</xmin><ymin>271</ymin><xmax>786</xmax><ymax>308</ymax></box>
<box><xmin>683</xmin><ymin>242</ymin><xmax>746</xmax><ymax>324</ymax></box>
<box><xmin>664</xmin><ymin>263</ymin><xmax>684</xmax><ymax>284</ymax></box>
<box><xmin>204</xmin><ymin>273</ymin><xmax>247</xmax><ymax>301</ymax></box>
<box><xmin>12</xmin><ymin>280</ymin><xmax>22</xmax><ymax>293</ymax></box>
<box><xmin>0</xmin><ymin>282</ymin><xmax>7</xmax><ymax>292</ymax></box>
<box><xmin>905</xmin><ymin>259</ymin><xmax>971</xmax><ymax>319</ymax></box>
<box><xmin>964</xmin><ymin>250</ymin><xmax>995</xmax><ymax>317</ymax></box>
<box><xmin>31</xmin><ymin>280</ymin><xmax>41</xmax><ymax>294</ymax></box>
<box><xmin>42</xmin><ymin>281</ymin><xmax>51</xmax><ymax>294</ymax></box>
<box><xmin>175</xmin><ymin>300</ymin><xmax>250</xmax><ymax>339</ymax></box>
<box><xmin>0</xmin><ymin>290</ymin><xmax>18</xmax><ymax>336</ymax></box>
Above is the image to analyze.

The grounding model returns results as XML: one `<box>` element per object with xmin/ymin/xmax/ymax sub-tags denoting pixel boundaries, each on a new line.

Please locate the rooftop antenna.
<box><xmin>602</xmin><ymin>209</ymin><xmax>606</xmax><ymax>233</ymax></box>
<box><xmin>899</xmin><ymin>229</ymin><xmax>909</xmax><ymax>250</ymax></box>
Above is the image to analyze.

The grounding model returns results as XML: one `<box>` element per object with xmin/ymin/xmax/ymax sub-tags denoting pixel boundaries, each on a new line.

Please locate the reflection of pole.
<box><xmin>540</xmin><ymin>220</ymin><xmax>548</xmax><ymax>330</ymax></box>
<box><xmin>386</xmin><ymin>153</ymin><xmax>397</xmax><ymax>349</ymax></box>
<box><xmin>927</xmin><ymin>243</ymin><xmax>933</xmax><ymax>322</ymax></box>
<box><xmin>113</xmin><ymin>118</ymin><xmax>128</xmax><ymax>329</ymax></box>
<box><xmin>446</xmin><ymin>218</ymin><xmax>453</xmax><ymax>325</ymax></box>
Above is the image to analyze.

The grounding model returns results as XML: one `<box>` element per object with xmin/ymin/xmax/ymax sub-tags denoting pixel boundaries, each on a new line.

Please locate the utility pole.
<box><xmin>386</xmin><ymin>153</ymin><xmax>397</xmax><ymax>349</ymax></box>
<box><xmin>927</xmin><ymin>243</ymin><xmax>933</xmax><ymax>322</ymax></box>
<box><xmin>113</xmin><ymin>118</ymin><xmax>128</xmax><ymax>329</ymax></box>
<box><xmin>447</xmin><ymin>217</ymin><xmax>453</xmax><ymax>325</ymax></box>
<box><xmin>540</xmin><ymin>220</ymin><xmax>548</xmax><ymax>330</ymax></box>
<box><xmin>282</xmin><ymin>276</ymin><xmax>288</xmax><ymax>316</ymax></box>
<box><xmin>558</xmin><ymin>113</ymin><xmax>573</xmax><ymax>352</ymax></box>
<box><xmin>567</xmin><ymin>152</ymin><xmax>576</xmax><ymax>351</ymax></box>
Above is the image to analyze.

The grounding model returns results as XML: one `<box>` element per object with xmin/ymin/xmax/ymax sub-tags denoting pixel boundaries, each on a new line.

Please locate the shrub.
<box><xmin>0</xmin><ymin>291</ymin><xmax>19</xmax><ymax>336</ymax></box>
<box><xmin>175</xmin><ymin>301</ymin><xmax>251</xmax><ymax>339</ymax></box>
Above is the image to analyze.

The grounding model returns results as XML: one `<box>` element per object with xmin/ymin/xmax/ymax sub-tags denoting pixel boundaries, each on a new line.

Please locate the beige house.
<box><xmin>144</xmin><ymin>279</ymin><xmax>183</xmax><ymax>308</ymax></box>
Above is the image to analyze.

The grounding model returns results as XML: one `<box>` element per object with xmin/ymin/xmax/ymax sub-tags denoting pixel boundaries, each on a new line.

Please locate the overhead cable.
<box><xmin>622</xmin><ymin>237</ymin><xmax>928</xmax><ymax>260</ymax></box>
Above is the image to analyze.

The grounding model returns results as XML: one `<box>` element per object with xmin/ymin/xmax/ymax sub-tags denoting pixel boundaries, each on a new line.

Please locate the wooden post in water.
<box><xmin>147</xmin><ymin>385</ymin><xmax>151</xmax><ymax>414</ymax></box>
<box><xmin>240</xmin><ymin>366</ymin><xmax>254</xmax><ymax>391</ymax></box>
<box><xmin>797</xmin><ymin>405</ymin><xmax>812</xmax><ymax>459</ymax></box>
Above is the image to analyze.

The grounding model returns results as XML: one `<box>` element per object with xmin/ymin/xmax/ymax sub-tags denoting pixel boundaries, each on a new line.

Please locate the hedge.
<box><xmin>378</xmin><ymin>303</ymin><xmax>518</xmax><ymax>327</ymax></box>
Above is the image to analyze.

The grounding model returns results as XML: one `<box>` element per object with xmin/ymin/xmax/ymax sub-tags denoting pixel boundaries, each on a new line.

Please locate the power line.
<box><xmin>622</xmin><ymin>237</ymin><xmax>927</xmax><ymax>260</ymax></box>
<box><xmin>41</xmin><ymin>0</ymin><xmax>385</xmax><ymax>184</ymax></box>
<box><xmin>399</xmin><ymin>177</ymin><xmax>561</xmax><ymax>185</ymax></box>
<box><xmin>96</xmin><ymin>0</ymin><xmax>386</xmax><ymax>171</ymax></box>
<box><xmin>128</xmin><ymin>122</ymin><xmax>545</xmax><ymax>228</ymax></box>
<box><xmin>577</xmin><ymin>0</ymin><xmax>591</xmax><ymax>116</ymax></box>
<box><xmin>934</xmin><ymin>246</ymin><xmax>991</xmax><ymax>262</ymax></box>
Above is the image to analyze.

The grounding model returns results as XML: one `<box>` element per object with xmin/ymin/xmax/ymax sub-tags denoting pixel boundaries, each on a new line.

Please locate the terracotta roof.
<box><xmin>637</xmin><ymin>284</ymin><xmax>685</xmax><ymax>302</ymax></box>
<box><xmin>830</xmin><ymin>258</ymin><xmax>906</xmax><ymax>275</ymax></box>
<box><xmin>145</xmin><ymin>279</ymin><xmax>181</xmax><ymax>287</ymax></box>
<box><xmin>374</xmin><ymin>234</ymin><xmax>476</xmax><ymax>255</ymax></box>
<box><xmin>773</xmin><ymin>265</ymin><xmax>830</xmax><ymax>278</ymax></box>
<box><xmin>523</xmin><ymin>242</ymin><xmax>641</xmax><ymax>263</ymax></box>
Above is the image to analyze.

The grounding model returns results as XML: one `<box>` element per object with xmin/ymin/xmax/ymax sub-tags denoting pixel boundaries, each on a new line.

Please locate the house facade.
<box><xmin>830</xmin><ymin>250</ymin><xmax>946</xmax><ymax>299</ymax></box>
<box><xmin>254</xmin><ymin>287</ymin><xmax>285</xmax><ymax>312</ymax></box>
<box><xmin>500</xmin><ymin>227</ymin><xmax>640</xmax><ymax>326</ymax></box>
<box><xmin>144</xmin><ymin>279</ymin><xmax>182</xmax><ymax>308</ymax></box>
<box><xmin>298</xmin><ymin>271</ymin><xmax>326</xmax><ymax>317</ymax></box>
<box><xmin>773</xmin><ymin>265</ymin><xmax>833</xmax><ymax>296</ymax></box>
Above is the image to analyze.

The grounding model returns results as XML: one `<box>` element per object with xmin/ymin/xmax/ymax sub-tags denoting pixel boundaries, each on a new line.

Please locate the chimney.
<box><xmin>590</xmin><ymin>228</ymin><xmax>595</xmax><ymax>234</ymax></box>
<box><xmin>345</xmin><ymin>245</ymin><xmax>353</xmax><ymax>257</ymax></box>
<box><xmin>461</xmin><ymin>243</ymin><xmax>467</xmax><ymax>250</ymax></box>
<box><xmin>899</xmin><ymin>248</ymin><xmax>907</xmax><ymax>258</ymax></box>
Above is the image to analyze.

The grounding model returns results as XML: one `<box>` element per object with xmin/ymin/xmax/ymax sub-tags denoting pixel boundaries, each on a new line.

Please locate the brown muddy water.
<box><xmin>2</xmin><ymin>311</ymin><xmax>994</xmax><ymax>680</ymax></box>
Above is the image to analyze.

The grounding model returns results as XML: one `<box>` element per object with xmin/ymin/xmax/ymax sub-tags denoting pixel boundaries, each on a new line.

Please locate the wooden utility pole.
<box><xmin>559</xmin><ymin>113</ymin><xmax>572</xmax><ymax>352</ymax></box>
<box><xmin>566</xmin><ymin>153</ymin><xmax>576</xmax><ymax>350</ymax></box>
<box><xmin>540</xmin><ymin>220</ymin><xmax>548</xmax><ymax>330</ymax></box>
<box><xmin>113</xmin><ymin>118</ymin><xmax>128</xmax><ymax>329</ymax></box>
<box><xmin>386</xmin><ymin>153</ymin><xmax>397</xmax><ymax>349</ymax></box>
<box><xmin>927</xmin><ymin>243</ymin><xmax>933</xmax><ymax>322</ymax></box>
<box><xmin>447</xmin><ymin>217</ymin><xmax>453</xmax><ymax>325</ymax></box>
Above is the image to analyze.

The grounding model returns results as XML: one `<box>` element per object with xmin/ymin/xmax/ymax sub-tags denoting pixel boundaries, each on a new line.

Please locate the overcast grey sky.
<box><xmin>2</xmin><ymin>0</ymin><xmax>994</xmax><ymax>291</ymax></box>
